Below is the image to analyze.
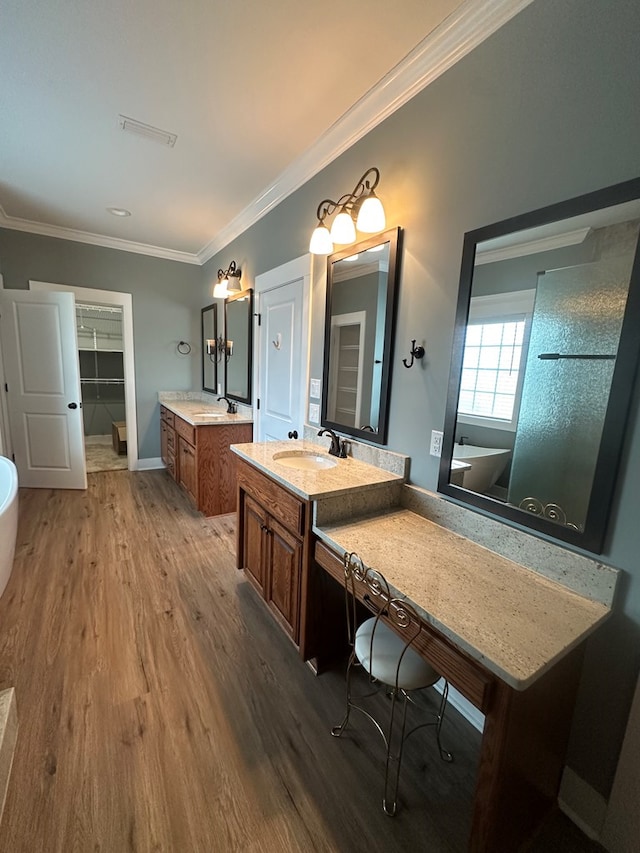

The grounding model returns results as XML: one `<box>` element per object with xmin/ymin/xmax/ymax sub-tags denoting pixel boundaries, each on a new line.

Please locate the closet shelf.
<box><xmin>78</xmin><ymin>347</ymin><xmax>124</xmax><ymax>353</ymax></box>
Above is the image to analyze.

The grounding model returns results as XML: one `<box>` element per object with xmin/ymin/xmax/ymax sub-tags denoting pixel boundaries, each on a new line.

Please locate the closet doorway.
<box><xmin>77</xmin><ymin>302</ymin><xmax>127</xmax><ymax>472</ymax></box>
<box><xmin>29</xmin><ymin>281</ymin><xmax>138</xmax><ymax>472</ymax></box>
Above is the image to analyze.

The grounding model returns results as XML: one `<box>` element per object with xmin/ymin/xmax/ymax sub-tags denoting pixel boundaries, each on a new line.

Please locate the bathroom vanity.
<box><xmin>160</xmin><ymin>398</ymin><xmax>252</xmax><ymax>516</ymax></box>
<box><xmin>231</xmin><ymin>439</ymin><xmax>617</xmax><ymax>853</ymax></box>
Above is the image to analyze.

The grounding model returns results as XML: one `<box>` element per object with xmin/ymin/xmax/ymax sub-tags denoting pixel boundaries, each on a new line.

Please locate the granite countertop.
<box><xmin>161</xmin><ymin>399</ymin><xmax>253</xmax><ymax>426</ymax></box>
<box><xmin>231</xmin><ymin>440</ymin><xmax>404</xmax><ymax>500</ymax></box>
<box><xmin>315</xmin><ymin>508</ymin><xmax>610</xmax><ymax>690</ymax></box>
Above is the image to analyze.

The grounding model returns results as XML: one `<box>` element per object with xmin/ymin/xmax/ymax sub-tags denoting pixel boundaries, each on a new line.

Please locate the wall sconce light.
<box><xmin>207</xmin><ymin>336</ymin><xmax>234</xmax><ymax>362</ymax></box>
<box><xmin>213</xmin><ymin>261</ymin><xmax>242</xmax><ymax>299</ymax></box>
<box><xmin>309</xmin><ymin>167</ymin><xmax>386</xmax><ymax>255</ymax></box>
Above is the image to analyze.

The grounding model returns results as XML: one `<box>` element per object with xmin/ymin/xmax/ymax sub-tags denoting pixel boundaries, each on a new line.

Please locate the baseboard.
<box><xmin>134</xmin><ymin>457</ymin><xmax>164</xmax><ymax>471</ymax></box>
<box><xmin>558</xmin><ymin>766</ymin><xmax>607</xmax><ymax>841</ymax></box>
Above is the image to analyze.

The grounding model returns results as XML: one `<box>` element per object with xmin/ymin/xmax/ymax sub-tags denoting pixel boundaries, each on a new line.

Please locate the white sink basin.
<box><xmin>272</xmin><ymin>451</ymin><xmax>337</xmax><ymax>471</ymax></box>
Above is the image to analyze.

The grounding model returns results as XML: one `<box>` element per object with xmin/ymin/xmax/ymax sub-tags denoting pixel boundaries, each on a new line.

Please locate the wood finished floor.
<box><xmin>0</xmin><ymin>470</ymin><xmax>602</xmax><ymax>852</ymax></box>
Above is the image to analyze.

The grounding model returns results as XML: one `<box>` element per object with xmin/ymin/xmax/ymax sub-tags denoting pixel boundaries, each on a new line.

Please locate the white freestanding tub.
<box><xmin>452</xmin><ymin>444</ymin><xmax>511</xmax><ymax>493</ymax></box>
<box><xmin>0</xmin><ymin>457</ymin><xmax>18</xmax><ymax>600</ymax></box>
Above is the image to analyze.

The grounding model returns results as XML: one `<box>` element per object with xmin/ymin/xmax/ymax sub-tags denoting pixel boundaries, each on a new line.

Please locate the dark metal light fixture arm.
<box><xmin>315</xmin><ymin>167</ymin><xmax>381</xmax><ymax>224</ymax></box>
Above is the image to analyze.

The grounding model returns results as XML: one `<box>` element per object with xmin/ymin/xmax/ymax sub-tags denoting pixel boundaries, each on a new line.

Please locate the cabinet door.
<box><xmin>178</xmin><ymin>436</ymin><xmax>197</xmax><ymax>504</ymax></box>
<box><xmin>266</xmin><ymin>516</ymin><xmax>302</xmax><ymax>641</ymax></box>
<box><xmin>160</xmin><ymin>421</ymin><xmax>169</xmax><ymax>465</ymax></box>
<box><xmin>243</xmin><ymin>496</ymin><xmax>268</xmax><ymax>595</ymax></box>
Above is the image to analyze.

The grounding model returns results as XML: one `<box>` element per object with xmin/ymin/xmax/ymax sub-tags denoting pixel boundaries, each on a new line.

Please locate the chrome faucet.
<box><xmin>318</xmin><ymin>428</ymin><xmax>348</xmax><ymax>458</ymax></box>
<box><xmin>217</xmin><ymin>396</ymin><xmax>237</xmax><ymax>414</ymax></box>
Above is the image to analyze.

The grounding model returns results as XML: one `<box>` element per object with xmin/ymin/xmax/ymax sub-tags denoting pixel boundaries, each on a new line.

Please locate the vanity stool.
<box><xmin>331</xmin><ymin>551</ymin><xmax>453</xmax><ymax>816</ymax></box>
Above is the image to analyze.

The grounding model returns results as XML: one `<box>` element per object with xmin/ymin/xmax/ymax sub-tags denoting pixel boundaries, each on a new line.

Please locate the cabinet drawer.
<box><xmin>314</xmin><ymin>541</ymin><xmax>494</xmax><ymax>712</ymax></box>
<box><xmin>237</xmin><ymin>460</ymin><xmax>305</xmax><ymax>536</ymax></box>
<box><xmin>174</xmin><ymin>415</ymin><xmax>195</xmax><ymax>445</ymax></box>
<box><xmin>160</xmin><ymin>406</ymin><xmax>175</xmax><ymax>428</ymax></box>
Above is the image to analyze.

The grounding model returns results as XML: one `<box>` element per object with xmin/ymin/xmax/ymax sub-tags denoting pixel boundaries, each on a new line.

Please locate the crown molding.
<box><xmin>1</xmin><ymin>0</ymin><xmax>533</xmax><ymax>267</ymax></box>
<box><xmin>198</xmin><ymin>0</ymin><xmax>535</xmax><ymax>264</ymax></box>
<box><xmin>0</xmin><ymin>204</ymin><xmax>201</xmax><ymax>265</ymax></box>
<box><xmin>475</xmin><ymin>227</ymin><xmax>592</xmax><ymax>265</ymax></box>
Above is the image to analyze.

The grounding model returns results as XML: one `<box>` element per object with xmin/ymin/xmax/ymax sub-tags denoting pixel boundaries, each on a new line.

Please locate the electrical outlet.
<box><xmin>430</xmin><ymin>430</ymin><xmax>443</xmax><ymax>457</ymax></box>
<box><xmin>309</xmin><ymin>378</ymin><xmax>321</xmax><ymax>399</ymax></box>
<box><xmin>308</xmin><ymin>402</ymin><xmax>320</xmax><ymax>423</ymax></box>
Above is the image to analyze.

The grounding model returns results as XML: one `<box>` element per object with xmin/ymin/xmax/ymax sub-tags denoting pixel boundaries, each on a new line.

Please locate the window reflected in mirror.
<box><xmin>321</xmin><ymin>227</ymin><xmax>401</xmax><ymax>445</ymax></box>
<box><xmin>439</xmin><ymin>179</ymin><xmax>640</xmax><ymax>552</ymax></box>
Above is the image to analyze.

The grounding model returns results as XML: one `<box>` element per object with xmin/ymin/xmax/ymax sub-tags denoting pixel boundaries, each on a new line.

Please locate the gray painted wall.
<box><xmin>0</xmin><ymin>0</ymin><xmax>638</xmax><ymax>806</ymax></box>
<box><xmin>201</xmin><ymin>0</ymin><xmax>640</xmax><ymax>800</ymax></box>
<box><xmin>0</xmin><ymin>231</ymin><xmax>203</xmax><ymax>458</ymax></box>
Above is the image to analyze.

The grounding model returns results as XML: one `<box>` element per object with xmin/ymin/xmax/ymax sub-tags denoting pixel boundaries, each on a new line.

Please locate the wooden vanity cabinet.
<box><xmin>160</xmin><ymin>404</ymin><xmax>252</xmax><ymax>516</ymax></box>
<box><xmin>236</xmin><ymin>459</ymin><xmax>311</xmax><ymax>647</ymax></box>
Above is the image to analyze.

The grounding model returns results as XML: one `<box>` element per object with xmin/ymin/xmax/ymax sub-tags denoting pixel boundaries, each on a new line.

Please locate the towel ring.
<box><xmin>177</xmin><ymin>341</ymin><xmax>191</xmax><ymax>355</ymax></box>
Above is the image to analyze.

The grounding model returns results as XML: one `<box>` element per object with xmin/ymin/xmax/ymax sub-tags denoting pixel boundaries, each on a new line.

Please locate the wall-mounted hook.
<box><xmin>402</xmin><ymin>339</ymin><xmax>425</xmax><ymax>368</ymax></box>
<box><xmin>272</xmin><ymin>332</ymin><xmax>282</xmax><ymax>350</ymax></box>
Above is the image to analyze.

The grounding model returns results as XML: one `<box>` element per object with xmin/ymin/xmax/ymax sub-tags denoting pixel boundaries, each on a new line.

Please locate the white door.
<box><xmin>0</xmin><ymin>290</ymin><xmax>87</xmax><ymax>489</ymax></box>
<box><xmin>255</xmin><ymin>256</ymin><xmax>311</xmax><ymax>442</ymax></box>
<box><xmin>258</xmin><ymin>280</ymin><xmax>305</xmax><ymax>441</ymax></box>
<box><xmin>328</xmin><ymin>311</ymin><xmax>366</xmax><ymax>428</ymax></box>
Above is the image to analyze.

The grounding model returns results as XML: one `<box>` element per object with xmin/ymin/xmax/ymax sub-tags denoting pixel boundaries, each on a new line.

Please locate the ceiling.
<box><xmin>0</xmin><ymin>0</ymin><xmax>530</xmax><ymax>264</ymax></box>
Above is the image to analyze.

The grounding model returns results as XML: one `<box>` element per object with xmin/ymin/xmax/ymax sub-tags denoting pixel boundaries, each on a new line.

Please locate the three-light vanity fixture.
<box><xmin>213</xmin><ymin>260</ymin><xmax>242</xmax><ymax>299</ymax></box>
<box><xmin>309</xmin><ymin>167</ymin><xmax>386</xmax><ymax>255</ymax></box>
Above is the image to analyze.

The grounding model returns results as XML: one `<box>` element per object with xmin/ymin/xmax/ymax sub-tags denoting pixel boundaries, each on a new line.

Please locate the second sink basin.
<box><xmin>272</xmin><ymin>451</ymin><xmax>337</xmax><ymax>471</ymax></box>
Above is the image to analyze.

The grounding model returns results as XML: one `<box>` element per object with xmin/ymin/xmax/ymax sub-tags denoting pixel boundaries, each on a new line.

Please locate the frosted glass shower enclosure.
<box><xmin>507</xmin><ymin>240</ymin><xmax>636</xmax><ymax>530</ymax></box>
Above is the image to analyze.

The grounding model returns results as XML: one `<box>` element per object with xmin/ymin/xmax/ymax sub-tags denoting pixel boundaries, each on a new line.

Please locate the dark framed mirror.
<box><xmin>321</xmin><ymin>227</ymin><xmax>401</xmax><ymax>445</ymax></box>
<box><xmin>439</xmin><ymin>178</ymin><xmax>640</xmax><ymax>553</ymax></box>
<box><xmin>224</xmin><ymin>288</ymin><xmax>253</xmax><ymax>404</ymax></box>
<box><xmin>201</xmin><ymin>303</ymin><xmax>218</xmax><ymax>394</ymax></box>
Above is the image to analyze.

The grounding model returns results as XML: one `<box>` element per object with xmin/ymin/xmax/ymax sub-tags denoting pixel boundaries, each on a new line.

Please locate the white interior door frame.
<box><xmin>254</xmin><ymin>255</ymin><xmax>312</xmax><ymax>439</ymax></box>
<box><xmin>0</xmin><ymin>275</ymin><xmax>12</xmax><ymax>458</ymax></box>
<box><xmin>29</xmin><ymin>281</ymin><xmax>139</xmax><ymax>471</ymax></box>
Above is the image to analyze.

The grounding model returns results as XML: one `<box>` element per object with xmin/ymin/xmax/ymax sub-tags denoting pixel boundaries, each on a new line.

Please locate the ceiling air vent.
<box><xmin>118</xmin><ymin>115</ymin><xmax>177</xmax><ymax>148</ymax></box>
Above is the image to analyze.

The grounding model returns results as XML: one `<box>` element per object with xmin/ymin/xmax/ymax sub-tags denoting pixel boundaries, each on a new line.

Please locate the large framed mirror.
<box><xmin>201</xmin><ymin>303</ymin><xmax>218</xmax><ymax>393</ymax></box>
<box><xmin>224</xmin><ymin>288</ymin><xmax>253</xmax><ymax>404</ymax></box>
<box><xmin>439</xmin><ymin>178</ymin><xmax>640</xmax><ymax>553</ymax></box>
<box><xmin>321</xmin><ymin>227</ymin><xmax>401</xmax><ymax>445</ymax></box>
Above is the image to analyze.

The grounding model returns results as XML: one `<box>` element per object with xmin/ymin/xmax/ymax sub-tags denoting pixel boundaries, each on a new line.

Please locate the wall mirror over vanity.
<box><xmin>224</xmin><ymin>288</ymin><xmax>253</xmax><ymax>404</ymax></box>
<box><xmin>201</xmin><ymin>303</ymin><xmax>218</xmax><ymax>393</ymax></box>
<box><xmin>321</xmin><ymin>227</ymin><xmax>401</xmax><ymax>445</ymax></box>
<box><xmin>439</xmin><ymin>178</ymin><xmax>640</xmax><ymax>553</ymax></box>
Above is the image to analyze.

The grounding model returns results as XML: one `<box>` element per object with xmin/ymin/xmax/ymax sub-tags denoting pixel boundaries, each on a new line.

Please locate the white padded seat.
<box><xmin>355</xmin><ymin>617</ymin><xmax>441</xmax><ymax>691</ymax></box>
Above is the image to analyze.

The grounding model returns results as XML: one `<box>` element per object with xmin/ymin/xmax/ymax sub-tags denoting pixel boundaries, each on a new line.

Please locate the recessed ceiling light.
<box><xmin>107</xmin><ymin>207</ymin><xmax>131</xmax><ymax>217</ymax></box>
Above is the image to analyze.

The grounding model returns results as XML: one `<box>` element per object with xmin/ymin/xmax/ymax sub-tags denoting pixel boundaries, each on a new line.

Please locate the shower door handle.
<box><xmin>68</xmin><ymin>402</ymin><xmax>78</xmax><ymax>409</ymax></box>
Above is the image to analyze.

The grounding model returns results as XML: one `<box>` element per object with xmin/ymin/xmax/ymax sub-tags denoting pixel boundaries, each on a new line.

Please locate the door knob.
<box><xmin>67</xmin><ymin>402</ymin><xmax>78</xmax><ymax>409</ymax></box>
<box><xmin>288</xmin><ymin>430</ymin><xmax>298</xmax><ymax>439</ymax></box>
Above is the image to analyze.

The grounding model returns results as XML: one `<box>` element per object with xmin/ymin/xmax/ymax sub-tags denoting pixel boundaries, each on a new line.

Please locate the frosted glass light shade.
<box><xmin>213</xmin><ymin>281</ymin><xmax>229</xmax><ymax>299</ymax></box>
<box><xmin>356</xmin><ymin>193</ymin><xmax>386</xmax><ymax>233</ymax></box>
<box><xmin>330</xmin><ymin>210</ymin><xmax>357</xmax><ymax>244</ymax></box>
<box><xmin>309</xmin><ymin>223</ymin><xmax>333</xmax><ymax>255</ymax></box>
